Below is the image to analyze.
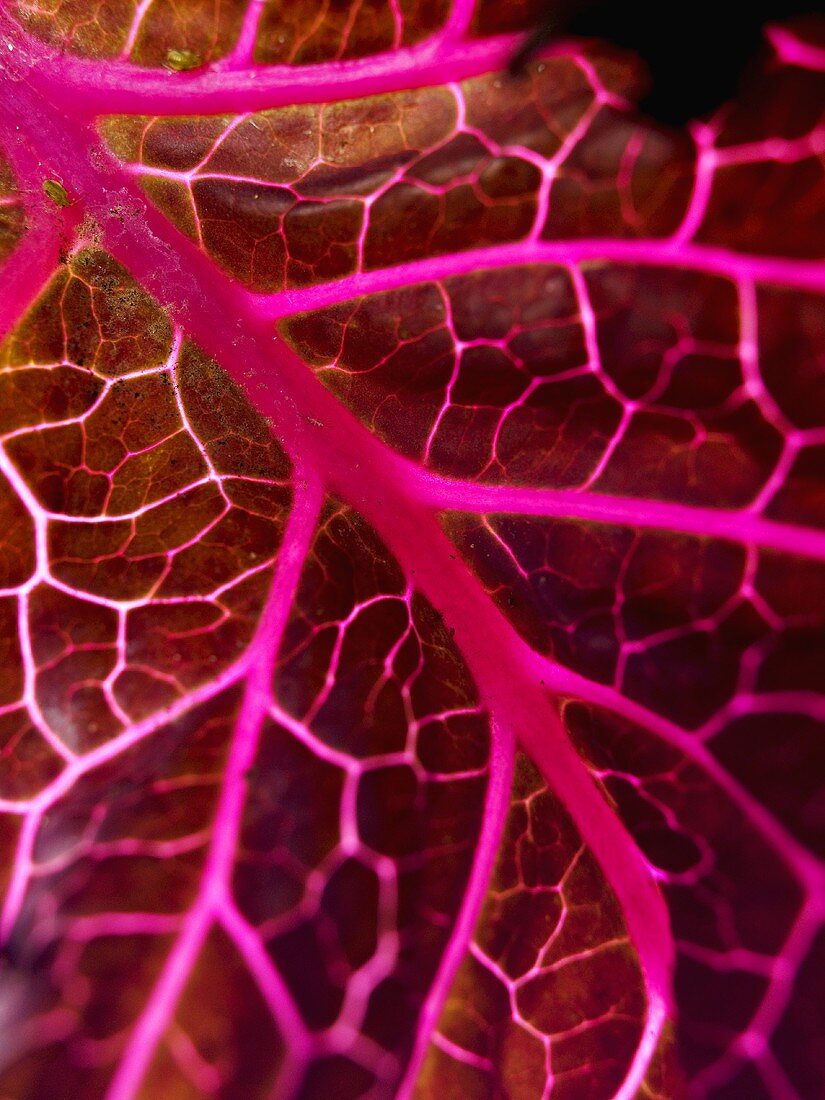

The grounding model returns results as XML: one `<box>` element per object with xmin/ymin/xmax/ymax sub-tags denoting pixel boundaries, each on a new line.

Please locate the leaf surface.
<box><xmin>0</xmin><ymin>4</ymin><xmax>823</xmax><ymax>1098</ymax></box>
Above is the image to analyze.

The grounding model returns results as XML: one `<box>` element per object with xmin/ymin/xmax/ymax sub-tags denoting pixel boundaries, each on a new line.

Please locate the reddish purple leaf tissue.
<box><xmin>0</xmin><ymin>2</ymin><xmax>823</xmax><ymax>1097</ymax></box>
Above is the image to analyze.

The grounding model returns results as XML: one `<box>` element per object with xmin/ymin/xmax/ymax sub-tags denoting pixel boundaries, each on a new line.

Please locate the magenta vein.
<box><xmin>614</xmin><ymin>993</ymin><xmax>668</xmax><ymax>1100</ymax></box>
<box><xmin>0</xmin><ymin>651</ymin><xmax>254</xmax><ymax>937</ymax></box>
<box><xmin>2</xmin><ymin>653</ymin><xmax>247</xmax><ymax>814</ymax></box>
<box><xmin>105</xmin><ymin>476</ymin><xmax>322</xmax><ymax>1100</ymax></box>
<box><xmin>685</xmin><ymin>931</ymin><xmax>812</xmax><ymax>1094</ymax></box>
<box><xmin>13</xmin><ymin>74</ymin><xmax>675</xmax><ymax>1011</ymax></box>
<box><xmin>10</xmin><ymin>25</ymin><xmax>522</xmax><ymax>115</ymax></box>
<box><xmin>431</xmin><ymin>1031</ymin><xmax>493</xmax><ymax>1071</ymax></box>
<box><xmin>119</xmin><ymin>0</ymin><xmax>153</xmax><ymax>58</ymax></box>
<box><xmin>438</xmin><ymin>0</ymin><xmax>477</xmax><ymax>45</ymax></box>
<box><xmin>223</xmin><ymin>0</ymin><xmax>266</xmax><ymax>68</ymax></box>
<box><xmin>412</xmin><ymin>477</ymin><xmax>825</xmax><ymax>561</ymax></box>
<box><xmin>0</xmin><ymin>12</ymin><xmax>821</xmax><ymax>1095</ymax></box>
<box><xmin>690</xmin><ymin>897</ymin><xmax>825</xmax><ymax>1094</ymax></box>
<box><xmin>509</xmin><ymin>685</ymin><xmax>675</xmax><ymax>1010</ymax></box>
<box><xmin>0</xmin><ymin>221</ymin><xmax>66</xmax><ymax>341</ymax></box>
<box><xmin>527</xmin><ymin>648</ymin><xmax>825</xmax><ymax>895</ymax></box>
<box><xmin>396</xmin><ymin>717</ymin><xmax>514</xmax><ymax>1100</ymax></box>
<box><xmin>217</xmin><ymin>902</ymin><xmax>312</xmax><ymax>1097</ymax></box>
<box><xmin>252</xmin><ymin>238</ymin><xmax>825</xmax><ymax>319</ymax></box>
<box><xmin>767</xmin><ymin>26</ymin><xmax>825</xmax><ymax>70</ymax></box>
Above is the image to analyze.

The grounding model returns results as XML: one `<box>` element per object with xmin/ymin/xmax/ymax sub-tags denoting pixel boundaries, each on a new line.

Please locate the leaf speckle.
<box><xmin>163</xmin><ymin>48</ymin><xmax>203</xmax><ymax>72</ymax></box>
<box><xmin>42</xmin><ymin>179</ymin><xmax>71</xmax><ymax>207</ymax></box>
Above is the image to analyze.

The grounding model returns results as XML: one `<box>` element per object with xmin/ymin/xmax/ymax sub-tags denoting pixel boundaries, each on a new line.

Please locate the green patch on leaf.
<box><xmin>163</xmin><ymin>48</ymin><xmax>203</xmax><ymax>72</ymax></box>
<box><xmin>42</xmin><ymin>179</ymin><xmax>71</xmax><ymax>207</ymax></box>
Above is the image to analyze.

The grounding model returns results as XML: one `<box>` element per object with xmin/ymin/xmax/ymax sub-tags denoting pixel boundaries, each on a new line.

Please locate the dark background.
<box><xmin>513</xmin><ymin>1</ymin><xmax>825</xmax><ymax>125</ymax></box>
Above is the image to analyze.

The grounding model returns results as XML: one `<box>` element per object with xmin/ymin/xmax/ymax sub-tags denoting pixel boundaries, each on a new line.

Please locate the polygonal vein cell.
<box><xmin>445</xmin><ymin>514</ymin><xmax>825</xmax><ymax>731</ymax></box>
<box><xmin>439</xmin><ymin>505</ymin><xmax>825</xmax><ymax>1093</ymax></box>
<box><xmin>234</xmin><ymin>500</ymin><xmax>492</xmax><ymax>1095</ymax></box>
<box><xmin>281</xmin><ymin>260</ymin><xmax>825</xmax><ymax>527</ymax></box>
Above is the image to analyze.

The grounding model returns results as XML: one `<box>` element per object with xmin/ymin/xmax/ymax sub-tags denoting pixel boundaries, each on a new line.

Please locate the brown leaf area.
<box><xmin>239</xmin><ymin>501</ymin><xmax>492</xmax><ymax>1060</ymax></box>
<box><xmin>255</xmin><ymin>0</ymin><xmax>452</xmax><ymax>64</ymax></box>
<box><xmin>12</xmin><ymin>0</ymin><xmax>452</xmax><ymax>66</ymax></box>
<box><xmin>416</xmin><ymin>752</ymin><xmax>660</xmax><ymax>1100</ymax></box>
<box><xmin>14</xmin><ymin>0</ymin><xmax>248</xmax><ymax>66</ymax></box>
<box><xmin>440</xmin><ymin>511</ymin><xmax>825</xmax><ymax>1095</ymax></box>
<box><xmin>281</xmin><ymin>262</ymin><xmax>799</xmax><ymax>503</ymax></box>
<box><xmin>562</xmin><ymin>701</ymin><xmax>818</xmax><ymax>1097</ymax></box>
<box><xmin>470</xmin><ymin>0</ymin><xmax>547</xmax><ymax>37</ymax></box>
<box><xmin>0</xmin><ymin>686</ymin><xmax>249</xmax><ymax>1098</ymax></box>
<box><xmin>100</xmin><ymin>53</ymin><xmax>693</xmax><ymax>292</ymax></box>
<box><xmin>0</xmin><ymin>247</ymin><xmax>292</xmax><ymax>756</ymax></box>
<box><xmin>274</xmin><ymin>53</ymin><xmax>825</xmax><ymax>502</ymax></box>
<box><xmin>445</xmin><ymin>515</ymin><xmax>825</xmax><ymax>734</ymax></box>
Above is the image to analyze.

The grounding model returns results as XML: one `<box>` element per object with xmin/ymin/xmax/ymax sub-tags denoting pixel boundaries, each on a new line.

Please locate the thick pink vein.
<box><xmin>253</xmin><ymin>239</ymin><xmax>825</xmax><ymax>320</ymax></box>
<box><xmin>413</xmin><ymin>478</ymin><xmax>825</xmax><ymax>562</ymax></box>
<box><xmin>3</xmin><ymin>20</ymin><xmax>522</xmax><ymax>114</ymax></box>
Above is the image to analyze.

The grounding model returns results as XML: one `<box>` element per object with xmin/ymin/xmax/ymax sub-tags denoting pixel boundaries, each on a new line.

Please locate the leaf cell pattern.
<box><xmin>415</xmin><ymin>751</ymin><xmax>667</xmax><ymax>1100</ymax></box>
<box><xmin>101</xmin><ymin>53</ymin><xmax>691</xmax><ymax>292</ymax></box>
<box><xmin>563</xmin><ymin>702</ymin><xmax>820</xmax><ymax>1099</ymax></box>
<box><xmin>282</xmin><ymin>265</ymin><xmax>825</xmax><ymax>516</ymax></box>
<box><xmin>1</xmin><ymin>248</ymin><xmax>292</xmax><ymax>750</ymax></box>
<box><xmin>0</xmin><ymin>4</ymin><xmax>823</xmax><ymax>1099</ymax></box>
<box><xmin>12</xmin><ymin>0</ymin><xmax>453</xmax><ymax>67</ymax></box>
<box><xmin>0</xmin><ymin>247</ymin><xmax>491</xmax><ymax>1095</ymax></box>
